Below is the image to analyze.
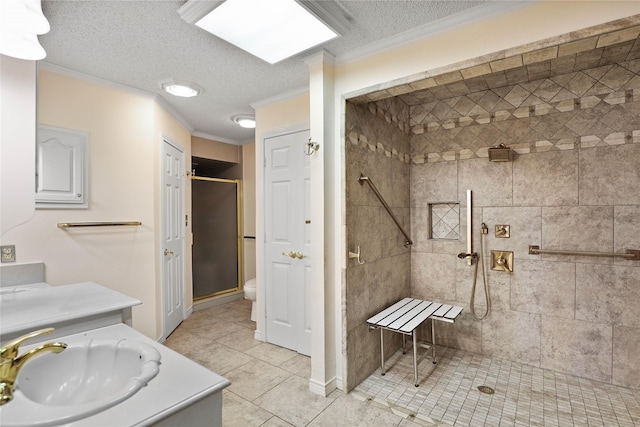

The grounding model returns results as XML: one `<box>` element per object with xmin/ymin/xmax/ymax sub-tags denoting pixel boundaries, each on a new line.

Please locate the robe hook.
<box><xmin>305</xmin><ymin>138</ymin><xmax>320</xmax><ymax>156</ymax></box>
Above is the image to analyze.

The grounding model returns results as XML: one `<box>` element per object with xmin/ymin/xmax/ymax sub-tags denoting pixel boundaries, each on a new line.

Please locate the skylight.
<box><xmin>178</xmin><ymin>0</ymin><xmax>349</xmax><ymax>64</ymax></box>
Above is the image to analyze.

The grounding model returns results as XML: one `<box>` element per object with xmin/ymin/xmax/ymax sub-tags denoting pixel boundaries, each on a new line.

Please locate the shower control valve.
<box><xmin>491</xmin><ymin>251</ymin><xmax>514</xmax><ymax>273</ymax></box>
<box><xmin>495</xmin><ymin>225</ymin><xmax>510</xmax><ymax>238</ymax></box>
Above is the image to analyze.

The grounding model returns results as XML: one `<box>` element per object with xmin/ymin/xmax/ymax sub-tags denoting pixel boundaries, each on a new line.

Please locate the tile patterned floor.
<box><xmin>354</xmin><ymin>347</ymin><xmax>640</xmax><ymax>427</ymax></box>
<box><xmin>165</xmin><ymin>299</ymin><xmax>640</xmax><ymax>426</ymax></box>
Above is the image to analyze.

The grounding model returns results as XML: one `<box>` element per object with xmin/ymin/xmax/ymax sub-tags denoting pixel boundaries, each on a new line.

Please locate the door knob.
<box><xmin>164</xmin><ymin>249</ymin><xmax>174</xmax><ymax>256</ymax></box>
<box><xmin>281</xmin><ymin>251</ymin><xmax>304</xmax><ymax>259</ymax></box>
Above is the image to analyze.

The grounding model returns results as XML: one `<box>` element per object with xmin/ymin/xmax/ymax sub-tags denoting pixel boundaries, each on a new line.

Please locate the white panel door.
<box><xmin>264</xmin><ymin>129</ymin><xmax>311</xmax><ymax>356</ymax></box>
<box><xmin>162</xmin><ymin>138</ymin><xmax>185</xmax><ymax>339</ymax></box>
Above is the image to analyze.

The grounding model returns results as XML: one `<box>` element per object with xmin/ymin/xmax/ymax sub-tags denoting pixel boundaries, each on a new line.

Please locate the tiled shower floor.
<box><xmin>353</xmin><ymin>346</ymin><xmax>640</xmax><ymax>427</ymax></box>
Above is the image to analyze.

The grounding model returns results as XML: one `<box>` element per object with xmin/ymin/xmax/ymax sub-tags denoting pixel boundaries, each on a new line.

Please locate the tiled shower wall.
<box><xmin>345</xmin><ymin>54</ymin><xmax>640</xmax><ymax>392</ymax></box>
<box><xmin>344</xmin><ymin>99</ymin><xmax>412</xmax><ymax>392</ymax></box>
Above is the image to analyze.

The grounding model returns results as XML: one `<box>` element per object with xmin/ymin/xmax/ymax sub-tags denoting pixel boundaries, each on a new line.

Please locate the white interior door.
<box><xmin>264</xmin><ymin>129</ymin><xmax>312</xmax><ymax>356</ymax></box>
<box><xmin>162</xmin><ymin>138</ymin><xmax>185</xmax><ymax>339</ymax></box>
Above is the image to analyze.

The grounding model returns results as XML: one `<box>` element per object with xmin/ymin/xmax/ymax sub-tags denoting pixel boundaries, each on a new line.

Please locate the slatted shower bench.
<box><xmin>367</xmin><ymin>297</ymin><xmax>463</xmax><ymax>387</ymax></box>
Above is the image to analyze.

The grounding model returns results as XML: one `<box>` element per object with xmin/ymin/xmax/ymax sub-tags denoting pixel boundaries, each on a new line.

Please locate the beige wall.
<box><xmin>242</xmin><ymin>143</ymin><xmax>256</xmax><ymax>281</ymax></box>
<box><xmin>192</xmin><ymin>135</ymin><xmax>239</xmax><ymax>163</ymax></box>
<box><xmin>2</xmin><ymin>68</ymin><xmax>191</xmax><ymax>340</ymax></box>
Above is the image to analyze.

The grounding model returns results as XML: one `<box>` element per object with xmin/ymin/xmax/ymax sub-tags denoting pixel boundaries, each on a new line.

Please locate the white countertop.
<box><xmin>0</xmin><ymin>323</ymin><xmax>230</xmax><ymax>426</ymax></box>
<box><xmin>0</xmin><ymin>282</ymin><xmax>140</xmax><ymax>337</ymax></box>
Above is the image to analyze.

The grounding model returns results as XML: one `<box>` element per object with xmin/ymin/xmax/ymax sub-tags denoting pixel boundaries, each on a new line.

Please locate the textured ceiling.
<box><xmin>38</xmin><ymin>0</ymin><xmax>503</xmax><ymax>144</ymax></box>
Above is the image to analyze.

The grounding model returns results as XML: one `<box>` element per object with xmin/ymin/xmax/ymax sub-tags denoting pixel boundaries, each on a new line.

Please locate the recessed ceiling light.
<box><xmin>161</xmin><ymin>81</ymin><xmax>201</xmax><ymax>98</ymax></box>
<box><xmin>231</xmin><ymin>114</ymin><xmax>256</xmax><ymax>129</ymax></box>
<box><xmin>178</xmin><ymin>0</ymin><xmax>351</xmax><ymax>64</ymax></box>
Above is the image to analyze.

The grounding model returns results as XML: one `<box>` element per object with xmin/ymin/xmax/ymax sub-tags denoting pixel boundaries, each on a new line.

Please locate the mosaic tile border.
<box><xmin>348</xmin><ymin>127</ymin><xmax>640</xmax><ymax>165</ymax></box>
<box><xmin>414</xmin><ymin>129</ymin><xmax>640</xmax><ymax>164</ymax></box>
<box><xmin>410</xmin><ymin>88</ymin><xmax>640</xmax><ymax>135</ymax></box>
<box><xmin>347</xmin><ymin>130</ymin><xmax>411</xmax><ymax>164</ymax></box>
<box><xmin>353</xmin><ymin>67</ymin><xmax>640</xmax><ymax>162</ymax></box>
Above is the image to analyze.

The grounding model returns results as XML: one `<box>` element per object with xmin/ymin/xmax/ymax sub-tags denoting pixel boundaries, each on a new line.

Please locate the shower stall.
<box><xmin>191</xmin><ymin>176</ymin><xmax>243</xmax><ymax>300</ymax></box>
<box><xmin>344</xmin><ymin>32</ymin><xmax>640</xmax><ymax>397</ymax></box>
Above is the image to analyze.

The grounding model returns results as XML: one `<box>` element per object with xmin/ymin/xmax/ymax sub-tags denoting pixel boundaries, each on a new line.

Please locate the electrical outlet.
<box><xmin>1</xmin><ymin>245</ymin><xmax>16</xmax><ymax>263</ymax></box>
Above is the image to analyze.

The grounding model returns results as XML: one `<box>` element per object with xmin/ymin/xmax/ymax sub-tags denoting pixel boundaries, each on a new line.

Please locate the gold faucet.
<box><xmin>0</xmin><ymin>328</ymin><xmax>67</xmax><ymax>405</ymax></box>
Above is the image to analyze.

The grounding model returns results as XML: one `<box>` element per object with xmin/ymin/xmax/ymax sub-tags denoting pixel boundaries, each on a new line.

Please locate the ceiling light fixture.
<box><xmin>231</xmin><ymin>114</ymin><xmax>256</xmax><ymax>129</ymax></box>
<box><xmin>161</xmin><ymin>81</ymin><xmax>201</xmax><ymax>98</ymax></box>
<box><xmin>178</xmin><ymin>0</ymin><xmax>351</xmax><ymax>64</ymax></box>
<box><xmin>0</xmin><ymin>0</ymin><xmax>50</xmax><ymax>60</ymax></box>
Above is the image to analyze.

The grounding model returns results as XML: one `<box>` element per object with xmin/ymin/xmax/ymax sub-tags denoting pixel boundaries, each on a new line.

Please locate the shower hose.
<box><xmin>470</xmin><ymin>225</ymin><xmax>491</xmax><ymax>320</ymax></box>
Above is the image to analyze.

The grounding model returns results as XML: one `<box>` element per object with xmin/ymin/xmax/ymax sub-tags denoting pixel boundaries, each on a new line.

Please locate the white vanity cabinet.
<box><xmin>0</xmin><ymin>282</ymin><xmax>139</xmax><ymax>344</ymax></box>
<box><xmin>36</xmin><ymin>124</ymin><xmax>88</xmax><ymax>209</ymax></box>
<box><xmin>0</xmin><ymin>282</ymin><xmax>230</xmax><ymax>426</ymax></box>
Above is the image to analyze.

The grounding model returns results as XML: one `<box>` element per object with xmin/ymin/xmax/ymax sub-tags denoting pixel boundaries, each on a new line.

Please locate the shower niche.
<box><xmin>428</xmin><ymin>202</ymin><xmax>460</xmax><ymax>240</ymax></box>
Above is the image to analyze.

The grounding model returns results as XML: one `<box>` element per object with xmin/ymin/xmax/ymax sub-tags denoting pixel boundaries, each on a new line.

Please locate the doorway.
<box><xmin>264</xmin><ymin>129</ymin><xmax>312</xmax><ymax>356</ymax></box>
<box><xmin>161</xmin><ymin>137</ymin><xmax>186</xmax><ymax>339</ymax></box>
<box><xmin>191</xmin><ymin>176</ymin><xmax>243</xmax><ymax>300</ymax></box>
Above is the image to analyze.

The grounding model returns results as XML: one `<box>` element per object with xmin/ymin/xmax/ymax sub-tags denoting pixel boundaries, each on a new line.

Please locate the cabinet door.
<box><xmin>36</xmin><ymin>125</ymin><xmax>88</xmax><ymax>208</ymax></box>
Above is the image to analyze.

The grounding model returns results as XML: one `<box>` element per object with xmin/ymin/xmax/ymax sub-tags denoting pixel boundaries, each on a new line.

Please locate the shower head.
<box><xmin>457</xmin><ymin>252</ymin><xmax>477</xmax><ymax>259</ymax></box>
<box><xmin>488</xmin><ymin>143</ymin><xmax>512</xmax><ymax>162</ymax></box>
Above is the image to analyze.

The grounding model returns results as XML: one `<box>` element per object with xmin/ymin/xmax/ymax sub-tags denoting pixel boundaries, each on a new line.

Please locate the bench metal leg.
<box><xmin>380</xmin><ymin>328</ymin><xmax>385</xmax><ymax>376</ymax></box>
<box><xmin>431</xmin><ymin>318</ymin><xmax>437</xmax><ymax>364</ymax></box>
<box><xmin>413</xmin><ymin>330</ymin><xmax>418</xmax><ymax>387</ymax></box>
<box><xmin>402</xmin><ymin>334</ymin><xmax>406</xmax><ymax>354</ymax></box>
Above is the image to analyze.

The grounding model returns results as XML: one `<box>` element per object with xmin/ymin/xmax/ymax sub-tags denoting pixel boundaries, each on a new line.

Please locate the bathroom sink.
<box><xmin>1</xmin><ymin>339</ymin><xmax>161</xmax><ymax>426</ymax></box>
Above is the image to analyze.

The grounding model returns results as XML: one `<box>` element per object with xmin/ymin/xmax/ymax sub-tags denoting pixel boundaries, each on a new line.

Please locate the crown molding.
<box><xmin>191</xmin><ymin>130</ymin><xmax>248</xmax><ymax>146</ymax></box>
<box><xmin>304</xmin><ymin>50</ymin><xmax>336</xmax><ymax>68</ymax></box>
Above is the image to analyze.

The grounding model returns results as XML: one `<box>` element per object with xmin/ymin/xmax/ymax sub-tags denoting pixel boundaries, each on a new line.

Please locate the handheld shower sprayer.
<box><xmin>462</xmin><ymin>190</ymin><xmax>490</xmax><ymax>320</ymax></box>
<box><xmin>461</xmin><ymin>215</ymin><xmax>491</xmax><ymax>319</ymax></box>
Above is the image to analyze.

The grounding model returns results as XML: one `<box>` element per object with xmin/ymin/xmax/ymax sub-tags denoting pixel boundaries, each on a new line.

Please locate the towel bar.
<box><xmin>57</xmin><ymin>221</ymin><xmax>142</xmax><ymax>228</ymax></box>
<box><xmin>529</xmin><ymin>245</ymin><xmax>640</xmax><ymax>260</ymax></box>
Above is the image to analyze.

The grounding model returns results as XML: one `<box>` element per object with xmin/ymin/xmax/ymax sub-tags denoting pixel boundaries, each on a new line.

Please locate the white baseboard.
<box><xmin>309</xmin><ymin>376</ymin><xmax>338</xmax><ymax>397</ymax></box>
<box><xmin>183</xmin><ymin>305</ymin><xmax>193</xmax><ymax>319</ymax></box>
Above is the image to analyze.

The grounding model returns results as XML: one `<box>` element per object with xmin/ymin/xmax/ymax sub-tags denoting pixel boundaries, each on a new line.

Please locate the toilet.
<box><xmin>244</xmin><ymin>278</ymin><xmax>256</xmax><ymax>322</ymax></box>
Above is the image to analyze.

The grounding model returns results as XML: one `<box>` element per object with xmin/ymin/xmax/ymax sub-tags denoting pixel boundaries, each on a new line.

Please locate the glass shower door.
<box><xmin>191</xmin><ymin>176</ymin><xmax>243</xmax><ymax>300</ymax></box>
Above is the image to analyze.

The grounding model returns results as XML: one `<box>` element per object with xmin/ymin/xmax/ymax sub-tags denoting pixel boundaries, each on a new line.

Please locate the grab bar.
<box><xmin>529</xmin><ymin>245</ymin><xmax>640</xmax><ymax>261</ymax></box>
<box><xmin>58</xmin><ymin>221</ymin><xmax>142</xmax><ymax>228</ymax></box>
<box><xmin>358</xmin><ymin>174</ymin><xmax>413</xmax><ymax>247</ymax></box>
